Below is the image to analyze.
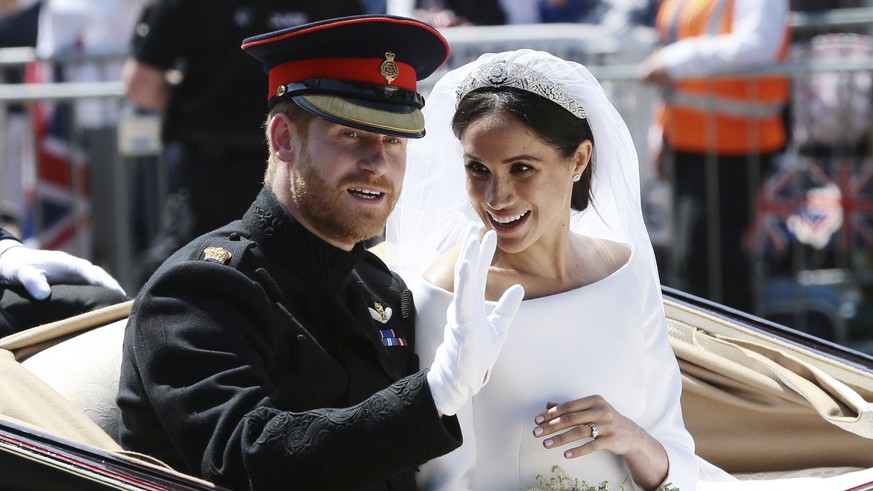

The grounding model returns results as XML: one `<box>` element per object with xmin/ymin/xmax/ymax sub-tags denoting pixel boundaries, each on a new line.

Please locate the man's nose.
<box><xmin>358</xmin><ymin>139</ymin><xmax>389</xmax><ymax>175</ymax></box>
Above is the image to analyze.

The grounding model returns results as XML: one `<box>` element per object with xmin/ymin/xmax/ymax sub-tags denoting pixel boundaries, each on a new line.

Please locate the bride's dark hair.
<box><xmin>451</xmin><ymin>87</ymin><xmax>595</xmax><ymax>211</ymax></box>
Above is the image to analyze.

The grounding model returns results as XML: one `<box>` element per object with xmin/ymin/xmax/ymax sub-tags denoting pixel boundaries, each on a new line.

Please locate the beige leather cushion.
<box><xmin>0</xmin><ymin>348</ymin><xmax>121</xmax><ymax>451</ymax></box>
<box><xmin>20</xmin><ymin>318</ymin><xmax>126</xmax><ymax>442</ymax></box>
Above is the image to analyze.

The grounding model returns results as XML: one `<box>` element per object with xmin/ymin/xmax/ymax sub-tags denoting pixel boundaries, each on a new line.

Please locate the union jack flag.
<box><xmin>747</xmin><ymin>155</ymin><xmax>873</xmax><ymax>260</ymax></box>
<box><xmin>20</xmin><ymin>61</ymin><xmax>92</xmax><ymax>258</ymax></box>
<box><xmin>746</xmin><ymin>156</ymin><xmax>844</xmax><ymax>258</ymax></box>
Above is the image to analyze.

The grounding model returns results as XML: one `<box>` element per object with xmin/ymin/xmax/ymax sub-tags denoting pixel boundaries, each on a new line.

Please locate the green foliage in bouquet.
<box><xmin>525</xmin><ymin>465</ymin><xmax>679</xmax><ymax>491</ymax></box>
<box><xmin>525</xmin><ymin>465</ymin><xmax>608</xmax><ymax>491</ymax></box>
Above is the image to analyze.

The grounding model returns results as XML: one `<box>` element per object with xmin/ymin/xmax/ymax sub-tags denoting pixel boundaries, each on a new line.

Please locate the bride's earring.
<box><xmin>572</xmin><ymin>174</ymin><xmax>581</xmax><ymax>182</ymax></box>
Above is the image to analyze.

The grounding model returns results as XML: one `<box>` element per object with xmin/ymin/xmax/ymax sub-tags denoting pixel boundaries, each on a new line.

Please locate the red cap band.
<box><xmin>268</xmin><ymin>58</ymin><xmax>417</xmax><ymax>99</ymax></box>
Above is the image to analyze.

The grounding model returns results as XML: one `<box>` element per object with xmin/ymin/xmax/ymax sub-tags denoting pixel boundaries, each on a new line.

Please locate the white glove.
<box><xmin>0</xmin><ymin>240</ymin><xmax>126</xmax><ymax>301</ymax></box>
<box><xmin>427</xmin><ymin>224</ymin><xmax>525</xmax><ymax>416</ymax></box>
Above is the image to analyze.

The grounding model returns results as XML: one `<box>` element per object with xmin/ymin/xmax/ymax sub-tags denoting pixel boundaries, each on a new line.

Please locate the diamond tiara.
<box><xmin>455</xmin><ymin>59</ymin><xmax>586</xmax><ymax>120</ymax></box>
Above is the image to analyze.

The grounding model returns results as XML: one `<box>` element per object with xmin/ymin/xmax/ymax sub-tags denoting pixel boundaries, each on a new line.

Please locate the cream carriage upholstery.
<box><xmin>665</xmin><ymin>299</ymin><xmax>873</xmax><ymax>474</ymax></box>
<box><xmin>1</xmin><ymin>297</ymin><xmax>873</xmax><ymax>488</ymax></box>
<box><xmin>0</xmin><ymin>300</ymin><xmax>216</xmax><ymax>488</ymax></box>
<box><xmin>0</xmin><ymin>300</ymin><xmax>131</xmax><ymax>451</ymax></box>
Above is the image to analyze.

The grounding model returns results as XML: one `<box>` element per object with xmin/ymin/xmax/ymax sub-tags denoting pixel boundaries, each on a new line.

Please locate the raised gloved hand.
<box><xmin>427</xmin><ymin>224</ymin><xmax>525</xmax><ymax>416</ymax></box>
<box><xmin>0</xmin><ymin>240</ymin><xmax>126</xmax><ymax>301</ymax></box>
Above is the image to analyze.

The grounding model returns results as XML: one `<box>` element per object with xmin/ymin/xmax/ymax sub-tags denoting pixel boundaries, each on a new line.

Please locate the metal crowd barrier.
<box><xmin>1</xmin><ymin>17</ymin><xmax>873</xmax><ymax>352</ymax></box>
<box><xmin>0</xmin><ymin>47</ymin><xmax>159</xmax><ymax>293</ymax></box>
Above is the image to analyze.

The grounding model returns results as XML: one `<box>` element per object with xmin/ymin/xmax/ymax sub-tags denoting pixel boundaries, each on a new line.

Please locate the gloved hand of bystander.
<box><xmin>0</xmin><ymin>241</ymin><xmax>125</xmax><ymax>301</ymax></box>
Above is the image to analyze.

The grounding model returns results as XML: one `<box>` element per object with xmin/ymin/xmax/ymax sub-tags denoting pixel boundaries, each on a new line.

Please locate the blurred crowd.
<box><xmin>2</xmin><ymin>0</ymin><xmax>873</xmax><ymax>348</ymax></box>
<box><xmin>0</xmin><ymin>0</ymin><xmax>659</xmax><ymax>273</ymax></box>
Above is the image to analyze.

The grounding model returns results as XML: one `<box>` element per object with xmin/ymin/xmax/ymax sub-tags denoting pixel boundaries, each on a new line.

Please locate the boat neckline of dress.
<box><xmin>419</xmin><ymin>241</ymin><xmax>635</xmax><ymax>303</ymax></box>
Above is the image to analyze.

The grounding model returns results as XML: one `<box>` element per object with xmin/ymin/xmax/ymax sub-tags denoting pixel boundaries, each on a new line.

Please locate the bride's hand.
<box><xmin>427</xmin><ymin>223</ymin><xmax>524</xmax><ymax>416</ymax></box>
<box><xmin>532</xmin><ymin>395</ymin><xmax>639</xmax><ymax>458</ymax></box>
<box><xmin>532</xmin><ymin>396</ymin><xmax>669</xmax><ymax>490</ymax></box>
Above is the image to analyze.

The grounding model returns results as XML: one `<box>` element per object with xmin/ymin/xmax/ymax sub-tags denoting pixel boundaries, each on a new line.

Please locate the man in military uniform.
<box><xmin>117</xmin><ymin>15</ymin><xmax>524</xmax><ymax>491</ymax></box>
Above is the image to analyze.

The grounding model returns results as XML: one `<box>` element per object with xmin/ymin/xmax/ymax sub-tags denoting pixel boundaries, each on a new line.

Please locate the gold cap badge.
<box><xmin>380</xmin><ymin>52</ymin><xmax>398</xmax><ymax>85</ymax></box>
<box><xmin>276</xmin><ymin>84</ymin><xmax>287</xmax><ymax>97</ymax></box>
<box><xmin>203</xmin><ymin>246</ymin><xmax>232</xmax><ymax>264</ymax></box>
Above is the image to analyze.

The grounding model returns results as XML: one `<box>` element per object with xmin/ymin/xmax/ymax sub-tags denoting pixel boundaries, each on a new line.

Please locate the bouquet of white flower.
<box><xmin>525</xmin><ymin>466</ymin><xmax>678</xmax><ymax>491</ymax></box>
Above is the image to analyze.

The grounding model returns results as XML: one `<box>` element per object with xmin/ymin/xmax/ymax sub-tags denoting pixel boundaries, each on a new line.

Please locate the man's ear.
<box><xmin>269</xmin><ymin>112</ymin><xmax>298</xmax><ymax>164</ymax></box>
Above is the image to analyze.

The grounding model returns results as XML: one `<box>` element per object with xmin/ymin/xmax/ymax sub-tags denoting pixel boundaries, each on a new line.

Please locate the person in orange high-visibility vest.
<box><xmin>639</xmin><ymin>0</ymin><xmax>789</xmax><ymax>313</ymax></box>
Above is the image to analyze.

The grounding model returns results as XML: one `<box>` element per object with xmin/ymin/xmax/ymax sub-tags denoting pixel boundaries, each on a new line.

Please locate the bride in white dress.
<box><xmin>386</xmin><ymin>49</ymin><xmax>698</xmax><ymax>490</ymax></box>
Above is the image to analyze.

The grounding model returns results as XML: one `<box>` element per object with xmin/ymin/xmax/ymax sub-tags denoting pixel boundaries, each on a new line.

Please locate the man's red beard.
<box><xmin>290</xmin><ymin>151</ymin><xmax>399</xmax><ymax>246</ymax></box>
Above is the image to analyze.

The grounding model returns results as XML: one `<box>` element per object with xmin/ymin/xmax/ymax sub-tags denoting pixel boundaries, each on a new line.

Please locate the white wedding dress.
<box><xmin>412</xmin><ymin>244</ymin><xmax>698</xmax><ymax>491</ymax></box>
<box><xmin>384</xmin><ymin>49</ymin><xmax>704</xmax><ymax>490</ymax></box>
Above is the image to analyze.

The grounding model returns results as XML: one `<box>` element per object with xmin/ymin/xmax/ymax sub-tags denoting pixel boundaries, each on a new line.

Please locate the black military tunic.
<box><xmin>117</xmin><ymin>188</ymin><xmax>461</xmax><ymax>491</ymax></box>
